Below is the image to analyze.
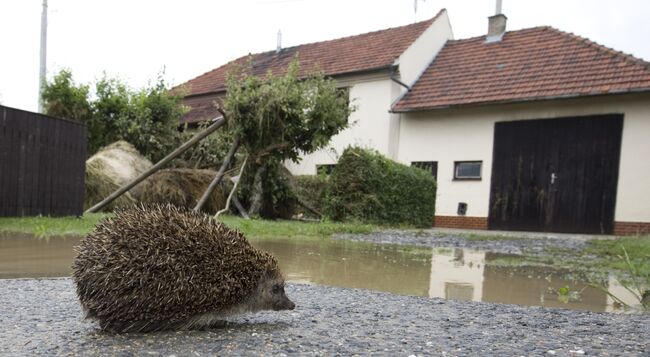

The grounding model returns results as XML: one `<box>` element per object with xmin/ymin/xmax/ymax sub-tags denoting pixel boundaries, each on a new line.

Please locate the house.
<box><xmin>392</xmin><ymin>14</ymin><xmax>650</xmax><ymax>235</ymax></box>
<box><xmin>178</xmin><ymin>9</ymin><xmax>453</xmax><ymax>164</ymax></box>
<box><xmin>177</xmin><ymin>9</ymin><xmax>650</xmax><ymax>235</ymax></box>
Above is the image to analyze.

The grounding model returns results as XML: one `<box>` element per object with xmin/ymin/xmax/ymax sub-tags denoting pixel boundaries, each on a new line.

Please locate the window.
<box><xmin>454</xmin><ymin>161</ymin><xmax>482</xmax><ymax>180</ymax></box>
<box><xmin>411</xmin><ymin>161</ymin><xmax>438</xmax><ymax>180</ymax></box>
<box><xmin>445</xmin><ymin>282</ymin><xmax>474</xmax><ymax>301</ymax></box>
<box><xmin>316</xmin><ymin>164</ymin><xmax>336</xmax><ymax>175</ymax></box>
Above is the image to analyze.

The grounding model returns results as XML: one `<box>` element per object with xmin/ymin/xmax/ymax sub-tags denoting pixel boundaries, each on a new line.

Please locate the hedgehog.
<box><xmin>72</xmin><ymin>204</ymin><xmax>295</xmax><ymax>333</ymax></box>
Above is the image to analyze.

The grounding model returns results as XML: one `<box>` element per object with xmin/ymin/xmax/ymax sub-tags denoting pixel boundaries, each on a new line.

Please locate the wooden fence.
<box><xmin>0</xmin><ymin>105</ymin><xmax>87</xmax><ymax>217</ymax></box>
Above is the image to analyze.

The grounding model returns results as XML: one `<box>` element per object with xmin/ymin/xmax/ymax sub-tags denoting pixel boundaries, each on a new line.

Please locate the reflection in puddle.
<box><xmin>251</xmin><ymin>238</ymin><xmax>432</xmax><ymax>297</ymax></box>
<box><xmin>0</xmin><ymin>233</ymin><xmax>81</xmax><ymax>278</ymax></box>
<box><xmin>0</xmin><ymin>232</ymin><xmax>640</xmax><ymax>312</ymax></box>
<box><xmin>428</xmin><ymin>248</ymin><xmax>484</xmax><ymax>302</ymax></box>
<box><xmin>252</xmin><ymin>239</ymin><xmax>640</xmax><ymax>313</ymax></box>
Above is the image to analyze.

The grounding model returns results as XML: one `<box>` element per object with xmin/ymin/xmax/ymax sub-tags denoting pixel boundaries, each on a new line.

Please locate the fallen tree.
<box><xmin>202</xmin><ymin>58</ymin><xmax>352</xmax><ymax>218</ymax></box>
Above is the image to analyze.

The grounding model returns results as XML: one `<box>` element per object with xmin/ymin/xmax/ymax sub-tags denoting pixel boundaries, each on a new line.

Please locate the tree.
<box><xmin>41</xmin><ymin>69</ymin><xmax>93</xmax><ymax>124</ymax></box>
<box><xmin>223</xmin><ymin>58</ymin><xmax>353</xmax><ymax>217</ymax></box>
<box><xmin>41</xmin><ymin>70</ymin><xmax>187</xmax><ymax>161</ymax></box>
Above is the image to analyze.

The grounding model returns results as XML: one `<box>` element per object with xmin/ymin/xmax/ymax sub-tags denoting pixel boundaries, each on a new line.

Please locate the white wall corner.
<box><xmin>396</xmin><ymin>9</ymin><xmax>454</xmax><ymax>89</ymax></box>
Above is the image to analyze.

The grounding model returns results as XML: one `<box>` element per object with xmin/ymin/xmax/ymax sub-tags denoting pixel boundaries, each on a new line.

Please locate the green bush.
<box><xmin>237</xmin><ymin>160</ymin><xmax>297</xmax><ymax>219</ymax></box>
<box><xmin>42</xmin><ymin>70</ymin><xmax>186</xmax><ymax>162</ymax></box>
<box><xmin>294</xmin><ymin>174</ymin><xmax>329</xmax><ymax>215</ymax></box>
<box><xmin>325</xmin><ymin>147</ymin><xmax>436</xmax><ymax>227</ymax></box>
<box><xmin>174</xmin><ymin>123</ymin><xmax>235</xmax><ymax>169</ymax></box>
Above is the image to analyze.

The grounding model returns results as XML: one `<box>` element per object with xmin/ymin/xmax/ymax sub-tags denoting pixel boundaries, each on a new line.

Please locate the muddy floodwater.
<box><xmin>0</xmin><ymin>232</ymin><xmax>637</xmax><ymax>313</ymax></box>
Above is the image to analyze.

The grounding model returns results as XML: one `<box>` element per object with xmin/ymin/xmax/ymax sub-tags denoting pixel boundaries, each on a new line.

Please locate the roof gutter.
<box><xmin>390</xmin><ymin>66</ymin><xmax>411</xmax><ymax>92</ymax></box>
<box><xmin>391</xmin><ymin>88</ymin><xmax>650</xmax><ymax>113</ymax></box>
<box><xmin>184</xmin><ymin>65</ymin><xmax>399</xmax><ymax>99</ymax></box>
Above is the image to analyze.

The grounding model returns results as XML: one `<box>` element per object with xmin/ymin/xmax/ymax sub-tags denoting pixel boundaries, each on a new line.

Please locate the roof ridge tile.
<box><xmin>393</xmin><ymin>25</ymin><xmax>650</xmax><ymax>112</ymax></box>
<box><xmin>545</xmin><ymin>26</ymin><xmax>650</xmax><ymax>69</ymax></box>
<box><xmin>175</xmin><ymin>10</ymin><xmax>446</xmax><ymax>98</ymax></box>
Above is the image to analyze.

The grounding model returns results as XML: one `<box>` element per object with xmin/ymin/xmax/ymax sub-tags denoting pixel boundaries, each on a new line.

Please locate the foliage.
<box><xmin>584</xmin><ymin>236</ymin><xmax>650</xmax><ymax>276</ymax></box>
<box><xmin>237</xmin><ymin>160</ymin><xmax>297</xmax><ymax>219</ymax></box>
<box><xmin>0</xmin><ymin>213</ymin><xmax>378</xmax><ymax>239</ymax></box>
<box><xmin>174</xmin><ymin>122</ymin><xmax>235</xmax><ymax>169</ymax></box>
<box><xmin>42</xmin><ymin>70</ymin><xmax>187</xmax><ymax>161</ymax></box>
<box><xmin>218</xmin><ymin>215</ymin><xmax>376</xmax><ymax>240</ymax></box>
<box><xmin>550</xmin><ymin>285</ymin><xmax>586</xmax><ymax>304</ymax></box>
<box><xmin>325</xmin><ymin>147</ymin><xmax>437</xmax><ymax>227</ymax></box>
<box><xmin>222</xmin><ymin>58</ymin><xmax>352</xmax><ymax>218</ymax></box>
<box><xmin>224</xmin><ymin>58</ymin><xmax>352</xmax><ymax>161</ymax></box>
<box><xmin>41</xmin><ymin>69</ymin><xmax>93</xmax><ymax>123</ymax></box>
<box><xmin>294</xmin><ymin>174</ymin><xmax>329</xmax><ymax>215</ymax></box>
<box><xmin>0</xmin><ymin>213</ymin><xmax>110</xmax><ymax>237</ymax></box>
<box><xmin>590</xmin><ymin>245</ymin><xmax>650</xmax><ymax>311</ymax></box>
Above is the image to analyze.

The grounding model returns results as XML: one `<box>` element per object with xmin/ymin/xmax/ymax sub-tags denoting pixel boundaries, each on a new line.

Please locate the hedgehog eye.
<box><xmin>272</xmin><ymin>285</ymin><xmax>281</xmax><ymax>294</ymax></box>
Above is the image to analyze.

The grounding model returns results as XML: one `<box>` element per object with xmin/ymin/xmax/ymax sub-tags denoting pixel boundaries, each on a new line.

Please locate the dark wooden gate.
<box><xmin>488</xmin><ymin>114</ymin><xmax>623</xmax><ymax>234</ymax></box>
<box><xmin>0</xmin><ymin>105</ymin><xmax>87</xmax><ymax>217</ymax></box>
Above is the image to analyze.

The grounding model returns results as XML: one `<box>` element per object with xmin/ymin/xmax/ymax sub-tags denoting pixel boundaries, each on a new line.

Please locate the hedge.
<box><xmin>324</xmin><ymin>147</ymin><xmax>436</xmax><ymax>227</ymax></box>
<box><xmin>294</xmin><ymin>175</ymin><xmax>329</xmax><ymax>216</ymax></box>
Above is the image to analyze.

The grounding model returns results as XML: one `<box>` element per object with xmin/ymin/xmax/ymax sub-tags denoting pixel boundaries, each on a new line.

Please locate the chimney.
<box><xmin>486</xmin><ymin>0</ymin><xmax>507</xmax><ymax>43</ymax></box>
<box><xmin>276</xmin><ymin>30</ymin><xmax>282</xmax><ymax>53</ymax></box>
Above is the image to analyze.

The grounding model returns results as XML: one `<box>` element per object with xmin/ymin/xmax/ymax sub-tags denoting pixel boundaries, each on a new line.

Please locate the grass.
<box><xmin>218</xmin><ymin>215</ymin><xmax>377</xmax><ymax>240</ymax></box>
<box><xmin>0</xmin><ymin>213</ymin><xmax>378</xmax><ymax>239</ymax></box>
<box><xmin>0</xmin><ymin>213</ymin><xmax>110</xmax><ymax>237</ymax></box>
<box><xmin>483</xmin><ymin>235</ymin><xmax>650</xmax><ymax>282</ymax></box>
<box><xmin>583</xmin><ymin>236</ymin><xmax>650</xmax><ymax>276</ymax></box>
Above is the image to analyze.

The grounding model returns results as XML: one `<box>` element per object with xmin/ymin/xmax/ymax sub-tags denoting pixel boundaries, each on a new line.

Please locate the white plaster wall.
<box><xmin>605</xmin><ymin>274</ymin><xmax>642</xmax><ymax>312</ymax></box>
<box><xmin>285</xmin><ymin>76</ymin><xmax>394</xmax><ymax>175</ymax></box>
<box><xmin>396</xmin><ymin>10</ymin><xmax>453</xmax><ymax>88</ymax></box>
<box><xmin>387</xmin><ymin>80</ymin><xmax>405</xmax><ymax>159</ymax></box>
<box><xmin>397</xmin><ymin>94</ymin><xmax>650</xmax><ymax>223</ymax></box>
<box><xmin>428</xmin><ymin>248</ymin><xmax>485</xmax><ymax>301</ymax></box>
<box><xmin>286</xmin><ymin>11</ymin><xmax>454</xmax><ymax>174</ymax></box>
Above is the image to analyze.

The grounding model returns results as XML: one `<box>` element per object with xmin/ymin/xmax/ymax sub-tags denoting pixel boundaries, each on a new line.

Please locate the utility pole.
<box><xmin>38</xmin><ymin>0</ymin><xmax>48</xmax><ymax>113</ymax></box>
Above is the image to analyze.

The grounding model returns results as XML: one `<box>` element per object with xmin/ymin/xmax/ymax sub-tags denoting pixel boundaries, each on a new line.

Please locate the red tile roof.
<box><xmin>177</xmin><ymin>11</ymin><xmax>445</xmax><ymax>98</ymax></box>
<box><xmin>181</xmin><ymin>96</ymin><xmax>222</xmax><ymax>124</ymax></box>
<box><xmin>392</xmin><ymin>27</ymin><xmax>650</xmax><ymax>112</ymax></box>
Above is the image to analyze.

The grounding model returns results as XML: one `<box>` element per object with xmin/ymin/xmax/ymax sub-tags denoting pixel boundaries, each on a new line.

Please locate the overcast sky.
<box><xmin>1</xmin><ymin>0</ymin><xmax>649</xmax><ymax>112</ymax></box>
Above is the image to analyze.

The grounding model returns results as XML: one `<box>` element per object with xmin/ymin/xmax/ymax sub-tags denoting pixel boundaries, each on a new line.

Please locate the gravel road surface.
<box><xmin>335</xmin><ymin>230</ymin><xmax>596</xmax><ymax>255</ymax></box>
<box><xmin>1</xmin><ymin>278</ymin><xmax>647</xmax><ymax>356</ymax></box>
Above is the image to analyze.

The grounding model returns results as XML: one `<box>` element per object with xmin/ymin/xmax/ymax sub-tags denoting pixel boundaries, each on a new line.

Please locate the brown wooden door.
<box><xmin>488</xmin><ymin>114</ymin><xmax>623</xmax><ymax>234</ymax></box>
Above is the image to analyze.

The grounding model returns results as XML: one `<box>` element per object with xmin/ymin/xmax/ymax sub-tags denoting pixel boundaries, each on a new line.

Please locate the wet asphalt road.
<box><xmin>1</xmin><ymin>278</ymin><xmax>648</xmax><ymax>356</ymax></box>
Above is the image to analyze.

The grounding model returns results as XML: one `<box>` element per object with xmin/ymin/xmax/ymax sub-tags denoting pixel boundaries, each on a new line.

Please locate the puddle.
<box><xmin>0</xmin><ymin>233</ymin><xmax>81</xmax><ymax>278</ymax></box>
<box><xmin>0</xmin><ymin>232</ymin><xmax>640</xmax><ymax>312</ymax></box>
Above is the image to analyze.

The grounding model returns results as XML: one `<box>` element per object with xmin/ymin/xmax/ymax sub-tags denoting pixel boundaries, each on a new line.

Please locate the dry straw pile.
<box><xmin>84</xmin><ymin>141</ymin><xmax>153</xmax><ymax>211</ymax></box>
<box><xmin>139</xmin><ymin>169</ymin><xmax>226</xmax><ymax>214</ymax></box>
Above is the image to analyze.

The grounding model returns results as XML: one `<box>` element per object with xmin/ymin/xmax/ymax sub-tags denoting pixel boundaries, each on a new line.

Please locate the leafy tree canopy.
<box><xmin>224</xmin><ymin>58</ymin><xmax>352</xmax><ymax>163</ymax></box>
<box><xmin>222</xmin><ymin>58</ymin><xmax>354</xmax><ymax>218</ymax></box>
<box><xmin>41</xmin><ymin>70</ymin><xmax>187</xmax><ymax>162</ymax></box>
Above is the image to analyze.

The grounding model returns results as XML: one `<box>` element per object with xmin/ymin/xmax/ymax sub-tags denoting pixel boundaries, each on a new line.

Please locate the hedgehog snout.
<box><xmin>274</xmin><ymin>295</ymin><xmax>295</xmax><ymax>311</ymax></box>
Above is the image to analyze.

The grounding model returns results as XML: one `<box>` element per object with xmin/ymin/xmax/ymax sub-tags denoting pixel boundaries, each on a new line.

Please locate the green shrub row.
<box><xmin>294</xmin><ymin>174</ymin><xmax>329</xmax><ymax>216</ymax></box>
<box><xmin>324</xmin><ymin>147</ymin><xmax>436</xmax><ymax>227</ymax></box>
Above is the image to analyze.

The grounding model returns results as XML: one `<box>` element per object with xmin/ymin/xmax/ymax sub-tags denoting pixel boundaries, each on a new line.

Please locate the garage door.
<box><xmin>488</xmin><ymin>114</ymin><xmax>623</xmax><ymax>234</ymax></box>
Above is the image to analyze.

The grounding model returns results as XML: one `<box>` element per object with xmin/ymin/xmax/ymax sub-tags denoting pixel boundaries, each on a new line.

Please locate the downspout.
<box><xmin>388</xmin><ymin>66</ymin><xmax>407</xmax><ymax>161</ymax></box>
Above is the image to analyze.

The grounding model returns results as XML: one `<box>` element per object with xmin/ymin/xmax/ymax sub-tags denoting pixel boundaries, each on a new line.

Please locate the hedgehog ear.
<box><xmin>263</xmin><ymin>268</ymin><xmax>282</xmax><ymax>281</ymax></box>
